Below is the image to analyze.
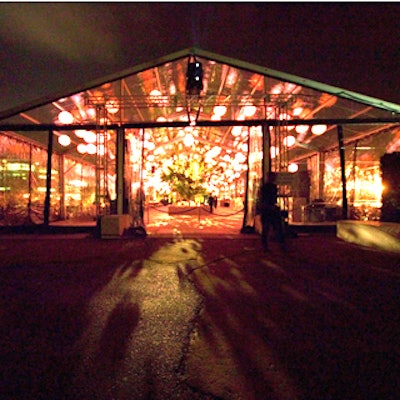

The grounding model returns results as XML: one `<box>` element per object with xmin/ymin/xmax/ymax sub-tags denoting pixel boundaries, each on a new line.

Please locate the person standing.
<box><xmin>207</xmin><ymin>194</ymin><xmax>214</xmax><ymax>213</ymax></box>
<box><xmin>213</xmin><ymin>195</ymin><xmax>218</xmax><ymax>210</ymax></box>
<box><xmin>256</xmin><ymin>173</ymin><xmax>285</xmax><ymax>251</ymax></box>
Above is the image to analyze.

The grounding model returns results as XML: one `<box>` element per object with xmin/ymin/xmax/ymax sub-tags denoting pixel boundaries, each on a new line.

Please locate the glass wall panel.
<box><xmin>0</xmin><ymin>134</ymin><xmax>31</xmax><ymax>225</ymax></box>
<box><xmin>63</xmin><ymin>157</ymin><xmax>96</xmax><ymax>221</ymax></box>
<box><xmin>244</xmin><ymin>126</ymin><xmax>263</xmax><ymax>228</ymax></box>
<box><xmin>322</xmin><ymin>125</ymin><xmax>400</xmax><ymax>220</ymax></box>
<box><xmin>125</xmin><ymin>128</ymin><xmax>144</xmax><ymax>226</ymax></box>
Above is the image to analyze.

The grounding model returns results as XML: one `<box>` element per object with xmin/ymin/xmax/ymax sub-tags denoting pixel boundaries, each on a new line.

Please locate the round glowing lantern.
<box><xmin>183</xmin><ymin>133</ymin><xmax>195</xmax><ymax>147</ymax></box>
<box><xmin>288</xmin><ymin>163</ymin><xmax>299</xmax><ymax>173</ymax></box>
<box><xmin>77</xmin><ymin>144</ymin><xmax>87</xmax><ymax>154</ymax></box>
<box><xmin>58</xmin><ymin>134</ymin><xmax>71</xmax><ymax>147</ymax></box>
<box><xmin>231</xmin><ymin>126</ymin><xmax>242</xmax><ymax>137</ymax></box>
<box><xmin>58</xmin><ymin>111</ymin><xmax>74</xmax><ymax>124</ymax></box>
<box><xmin>83</xmin><ymin>130</ymin><xmax>96</xmax><ymax>144</ymax></box>
<box><xmin>86</xmin><ymin>143</ymin><xmax>96</xmax><ymax>155</ymax></box>
<box><xmin>311</xmin><ymin>124</ymin><xmax>328</xmax><ymax>135</ymax></box>
<box><xmin>295</xmin><ymin>125</ymin><xmax>309</xmax><ymax>134</ymax></box>
<box><xmin>74</xmin><ymin>129</ymin><xmax>86</xmax><ymax>138</ymax></box>
<box><xmin>243</xmin><ymin>104</ymin><xmax>257</xmax><ymax>117</ymax></box>
<box><xmin>292</xmin><ymin>106</ymin><xmax>303</xmax><ymax>116</ymax></box>
<box><xmin>213</xmin><ymin>105</ymin><xmax>227</xmax><ymax>117</ymax></box>
<box><xmin>283</xmin><ymin>135</ymin><xmax>296</xmax><ymax>147</ymax></box>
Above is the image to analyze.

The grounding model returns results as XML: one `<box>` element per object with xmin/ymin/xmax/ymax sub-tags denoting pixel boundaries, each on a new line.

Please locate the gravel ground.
<box><xmin>0</xmin><ymin>233</ymin><xmax>399</xmax><ymax>400</ymax></box>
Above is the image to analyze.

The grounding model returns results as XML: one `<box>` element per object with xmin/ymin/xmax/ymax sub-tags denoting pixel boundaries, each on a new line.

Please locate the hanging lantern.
<box><xmin>74</xmin><ymin>129</ymin><xmax>86</xmax><ymax>138</ymax></box>
<box><xmin>77</xmin><ymin>143</ymin><xmax>87</xmax><ymax>154</ymax></box>
<box><xmin>243</xmin><ymin>104</ymin><xmax>257</xmax><ymax>117</ymax></box>
<box><xmin>213</xmin><ymin>105</ymin><xmax>227</xmax><ymax>117</ymax></box>
<box><xmin>288</xmin><ymin>163</ymin><xmax>299</xmax><ymax>173</ymax></box>
<box><xmin>231</xmin><ymin>126</ymin><xmax>242</xmax><ymax>137</ymax></box>
<box><xmin>295</xmin><ymin>125</ymin><xmax>309</xmax><ymax>134</ymax></box>
<box><xmin>283</xmin><ymin>135</ymin><xmax>296</xmax><ymax>147</ymax></box>
<box><xmin>292</xmin><ymin>106</ymin><xmax>303</xmax><ymax>116</ymax></box>
<box><xmin>58</xmin><ymin>111</ymin><xmax>74</xmax><ymax>124</ymax></box>
<box><xmin>311</xmin><ymin>124</ymin><xmax>328</xmax><ymax>135</ymax></box>
<box><xmin>183</xmin><ymin>133</ymin><xmax>195</xmax><ymax>147</ymax></box>
<box><xmin>235</xmin><ymin>152</ymin><xmax>246</xmax><ymax>163</ymax></box>
<box><xmin>86</xmin><ymin>143</ymin><xmax>96</xmax><ymax>155</ymax></box>
<box><xmin>83</xmin><ymin>130</ymin><xmax>96</xmax><ymax>144</ymax></box>
<box><xmin>58</xmin><ymin>134</ymin><xmax>71</xmax><ymax>147</ymax></box>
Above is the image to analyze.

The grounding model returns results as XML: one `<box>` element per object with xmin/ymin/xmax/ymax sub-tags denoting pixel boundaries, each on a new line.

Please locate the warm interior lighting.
<box><xmin>77</xmin><ymin>143</ymin><xmax>87</xmax><ymax>154</ymax></box>
<box><xmin>270</xmin><ymin>146</ymin><xmax>279</xmax><ymax>159</ymax></box>
<box><xmin>213</xmin><ymin>105</ymin><xmax>227</xmax><ymax>117</ymax></box>
<box><xmin>288</xmin><ymin>163</ymin><xmax>299</xmax><ymax>173</ymax></box>
<box><xmin>58</xmin><ymin>134</ymin><xmax>71</xmax><ymax>147</ymax></box>
<box><xmin>58</xmin><ymin>111</ymin><xmax>74</xmax><ymax>124</ymax></box>
<box><xmin>283</xmin><ymin>135</ymin><xmax>296</xmax><ymax>147</ymax></box>
<box><xmin>292</xmin><ymin>106</ymin><xmax>303</xmax><ymax>116</ymax></box>
<box><xmin>86</xmin><ymin>143</ymin><xmax>96</xmax><ymax>155</ymax></box>
<box><xmin>83</xmin><ymin>131</ymin><xmax>96</xmax><ymax>144</ymax></box>
<box><xmin>231</xmin><ymin>126</ymin><xmax>242</xmax><ymax>137</ymax></box>
<box><xmin>96</xmin><ymin>145</ymin><xmax>105</xmax><ymax>156</ymax></box>
<box><xmin>243</xmin><ymin>104</ymin><xmax>257</xmax><ymax>117</ymax></box>
<box><xmin>311</xmin><ymin>124</ymin><xmax>328</xmax><ymax>135</ymax></box>
<box><xmin>74</xmin><ymin>130</ymin><xmax>86</xmax><ymax>138</ymax></box>
<box><xmin>295</xmin><ymin>125</ymin><xmax>309</xmax><ymax>134</ymax></box>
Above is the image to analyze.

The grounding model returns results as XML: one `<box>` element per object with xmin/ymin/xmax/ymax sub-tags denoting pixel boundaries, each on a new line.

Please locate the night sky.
<box><xmin>0</xmin><ymin>2</ymin><xmax>399</xmax><ymax>116</ymax></box>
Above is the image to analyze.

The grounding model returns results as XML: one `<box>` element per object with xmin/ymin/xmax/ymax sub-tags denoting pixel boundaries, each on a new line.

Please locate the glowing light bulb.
<box><xmin>243</xmin><ymin>105</ymin><xmax>257</xmax><ymax>117</ymax></box>
<box><xmin>77</xmin><ymin>144</ymin><xmax>87</xmax><ymax>154</ymax></box>
<box><xmin>283</xmin><ymin>135</ymin><xmax>296</xmax><ymax>147</ymax></box>
<box><xmin>58</xmin><ymin>111</ymin><xmax>74</xmax><ymax>124</ymax></box>
<box><xmin>311</xmin><ymin>125</ymin><xmax>328</xmax><ymax>135</ymax></box>
<box><xmin>296</xmin><ymin>125</ymin><xmax>309</xmax><ymax>134</ymax></box>
<box><xmin>58</xmin><ymin>134</ymin><xmax>71</xmax><ymax>147</ymax></box>
<box><xmin>288</xmin><ymin>163</ymin><xmax>299</xmax><ymax>173</ymax></box>
<box><xmin>213</xmin><ymin>105</ymin><xmax>227</xmax><ymax>117</ymax></box>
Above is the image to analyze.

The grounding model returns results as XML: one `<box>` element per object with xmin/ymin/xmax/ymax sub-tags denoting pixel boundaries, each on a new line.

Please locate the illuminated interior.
<box><xmin>1</xmin><ymin>50</ymin><xmax>399</xmax><ymax>227</ymax></box>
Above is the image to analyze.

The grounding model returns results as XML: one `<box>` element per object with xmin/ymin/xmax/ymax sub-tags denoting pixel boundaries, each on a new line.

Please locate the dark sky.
<box><xmin>0</xmin><ymin>2</ymin><xmax>399</xmax><ymax>116</ymax></box>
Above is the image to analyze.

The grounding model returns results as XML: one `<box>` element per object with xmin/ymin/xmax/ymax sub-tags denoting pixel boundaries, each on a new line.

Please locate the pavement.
<box><xmin>1</xmin><ymin>215</ymin><xmax>399</xmax><ymax>400</ymax></box>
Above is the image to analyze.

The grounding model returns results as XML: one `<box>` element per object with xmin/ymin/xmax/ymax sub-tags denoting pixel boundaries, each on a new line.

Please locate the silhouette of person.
<box><xmin>256</xmin><ymin>172</ymin><xmax>285</xmax><ymax>250</ymax></box>
<box><xmin>208</xmin><ymin>193</ymin><xmax>214</xmax><ymax>213</ymax></box>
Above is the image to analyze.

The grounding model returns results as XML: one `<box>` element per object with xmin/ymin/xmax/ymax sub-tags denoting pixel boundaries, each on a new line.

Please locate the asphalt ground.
<box><xmin>0</xmin><ymin>231</ymin><xmax>399</xmax><ymax>400</ymax></box>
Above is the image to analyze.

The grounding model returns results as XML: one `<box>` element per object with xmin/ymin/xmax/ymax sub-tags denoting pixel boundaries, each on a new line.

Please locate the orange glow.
<box><xmin>283</xmin><ymin>135</ymin><xmax>296</xmax><ymax>147</ymax></box>
<box><xmin>243</xmin><ymin>105</ymin><xmax>257</xmax><ymax>117</ymax></box>
<box><xmin>77</xmin><ymin>143</ymin><xmax>87</xmax><ymax>154</ymax></box>
<box><xmin>58</xmin><ymin>134</ymin><xmax>71</xmax><ymax>147</ymax></box>
<box><xmin>311</xmin><ymin>125</ymin><xmax>327</xmax><ymax>135</ymax></box>
<box><xmin>288</xmin><ymin>163</ymin><xmax>299</xmax><ymax>173</ymax></box>
<box><xmin>58</xmin><ymin>111</ymin><xmax>74</xmax><ymax>124</ymax></box>
<box><xmin>296</xmin><ymin>125</ymin><xmax>308</xmax><ymax>134</ymax></box>
<box><xmin>213</xmin><ymin>105</ymin><xmax>227</xmax><ymax>117</ymax></box>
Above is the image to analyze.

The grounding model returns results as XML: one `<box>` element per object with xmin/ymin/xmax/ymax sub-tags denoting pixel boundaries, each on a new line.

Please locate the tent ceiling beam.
<box><xmin>2</xmin><ymin>117</ymin><xmax>400</xmax><ymax>132</ymax></box>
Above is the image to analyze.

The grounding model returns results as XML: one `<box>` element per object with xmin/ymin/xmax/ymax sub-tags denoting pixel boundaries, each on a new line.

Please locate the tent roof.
<box><xmin>0</xmin><ymin>3</ymin><xmax>399</xmax><ymax>117</ymax></box>
<box><xmin>1</xmin><ymin>46</ymin><xmax>399</xmax><ymax>121</ymax></box>
<box><xmin>1</xmin><ymin>48</ymin><xmax>399</xmax><ymax>167</ymax></box>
